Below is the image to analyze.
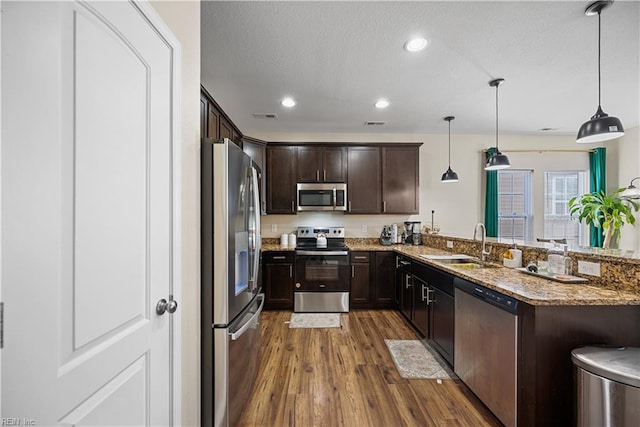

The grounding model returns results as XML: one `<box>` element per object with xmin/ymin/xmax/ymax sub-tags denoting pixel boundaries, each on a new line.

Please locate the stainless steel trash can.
<box><xmin>572</xmin><ymin>346</ymin><xmax>640</xmax><ymax>427</ymax></box>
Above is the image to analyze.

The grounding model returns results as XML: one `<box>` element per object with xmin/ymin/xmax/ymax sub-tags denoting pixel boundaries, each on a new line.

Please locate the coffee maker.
<box><xmin>404</xmin><ymin>221</ymin><xmax>422</xmax><ymax>245</ymax></box>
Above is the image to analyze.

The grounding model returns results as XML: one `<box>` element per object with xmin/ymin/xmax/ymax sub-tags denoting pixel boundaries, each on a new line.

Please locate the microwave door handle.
<box><xmin>333</xmin><ymin>187</ymin><xmax>337</xmax><ymax>210</ymax></box>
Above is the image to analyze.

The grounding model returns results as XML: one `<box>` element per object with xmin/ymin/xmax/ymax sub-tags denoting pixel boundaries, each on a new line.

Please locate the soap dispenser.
<box><xmin>547</xmin><ymin>241</ymin><xmax>565</xmax><ymax>275</ymax></box>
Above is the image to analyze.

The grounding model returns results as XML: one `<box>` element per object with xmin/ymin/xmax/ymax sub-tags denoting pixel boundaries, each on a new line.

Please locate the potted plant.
<box><xmin>569</xmin><ymin>188</ymin><xmax>639</xmax><ymax>248</ymax></box>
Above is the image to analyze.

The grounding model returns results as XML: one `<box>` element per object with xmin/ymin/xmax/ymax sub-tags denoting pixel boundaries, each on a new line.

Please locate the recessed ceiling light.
<box><xmin>281</xmin><ymin>97</ymin><xmax>296</xmax><ymax>107</ymax></box>
<box><xmin>404</xmin><ymin>38</ymin><xmax>428</xmax><ymax>52</ymax></box>
<box><xmin>375</xmin><ymin>99</ymin><xmax>389</xmax><ymax>109</ymax></box>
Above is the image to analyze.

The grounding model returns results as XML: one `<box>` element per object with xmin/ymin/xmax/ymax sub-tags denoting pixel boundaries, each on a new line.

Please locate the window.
<box><xmin>544</xmin><ymin>171</ymin><xmax>588</xmax><ymax>246</ymax></box>
<box><xmin>498</xmin><ymin>170</ymin><xmax>532</xmax><ymax>241</ymax></box>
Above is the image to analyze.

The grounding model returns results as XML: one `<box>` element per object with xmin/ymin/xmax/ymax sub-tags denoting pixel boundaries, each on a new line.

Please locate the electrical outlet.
<box><xmin>446</xmin><ymin>240</ymin><xmax>454</xmax><ymax>249</ymax></box>
<box><xmin>271</xmin><ymin>224</ymin><xmax>277</xmax><ymax>232</ymax></box>
<box><xmin>361</xmin><ymin>225</ymin><xmax>368</xmax><ymax>233</ymax></box>
<box><xmin>578</xmin><ymin>260</ymin><xmax>601</xmax><ymax>277</ymax></box>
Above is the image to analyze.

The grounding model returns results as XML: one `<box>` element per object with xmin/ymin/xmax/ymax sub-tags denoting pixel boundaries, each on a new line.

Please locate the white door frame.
<box><xmin>0</xmin><ymin>0</ymin><xmax>4</xmax><ymax>415</ymax></box>
<box><xmin>134</xmin><ymin>1</ymin><xmax>183</xmax><ymax>424</ymax></box>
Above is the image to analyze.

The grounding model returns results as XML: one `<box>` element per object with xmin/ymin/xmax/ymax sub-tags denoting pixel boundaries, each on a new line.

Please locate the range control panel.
<box><xmin>297</xmin><ymin>226</ymin><xmax>345</xmax><ymax>238</ymax></box>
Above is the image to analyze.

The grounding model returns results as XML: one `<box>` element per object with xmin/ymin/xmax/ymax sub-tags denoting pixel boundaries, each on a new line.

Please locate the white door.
<box><xmin>1</xmin><ymin>1</ymin><xmax>181</xmax><ymax>425</ymax></box>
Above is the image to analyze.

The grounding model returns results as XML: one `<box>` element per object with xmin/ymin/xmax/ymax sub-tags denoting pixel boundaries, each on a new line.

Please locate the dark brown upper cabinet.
<box><xmin>266</xmin><ymin>146</ymin><xmax>297</xmax><ymax>214</ymax></box>
<box><xmin>200</xmin><ymin>87</ymin><xmax>242</xmax><ymax>148</ymax></box>
<box><xmin>297</xmin><ymin>146</ymin><xmax>346</xmax><ymax>183</ymax></box>
<box><xmin>243</xmin><ymin>137</ymin><xmax>268</xmax><ymax>215</ymax></box>
<box><xmin>382</xmin><ymin>146</ymin><xmax>419</xmax><ymax>214</ymax></box>
<box><xmin>346</xmin><ymin>147</ymin><xmax>382</xmax><ymax>214</ymax></box>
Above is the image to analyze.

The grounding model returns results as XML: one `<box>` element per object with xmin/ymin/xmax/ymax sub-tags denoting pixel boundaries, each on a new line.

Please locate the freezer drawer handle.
<box><xmin>230</xmin><ymin>294</ymin><xmax>265</xmax><ymax>341</ymax></box>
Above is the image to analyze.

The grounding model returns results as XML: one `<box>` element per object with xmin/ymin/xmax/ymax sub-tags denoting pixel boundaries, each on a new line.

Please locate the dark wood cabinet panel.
<box><xmin>296</xmin><ymin>146</ymin><xmax>320</xmax><ymax>182</ymax></box>
<box><xmin>267</xmin><ymin>146</ymin><xmax>297</xmax><ymax>214</ymax></box>
<box><xmin>374</xmin><ymin>252</ymin><xmax>395</xmax><ymax>308</ymax></box>
<box><xmin>243</xmin><ymin>137</ymin><xmax>267</xmax><ymax>215</ymax></box>
<box><xmin>322</xmin><ymin>147</ymin><xmax>346</xmax><ymax>182</ymax></box>
<box><xmin>382</xmin><ymin>146</ymin><xmax>419</xmax><ymax>214</ymax></box>
<box><xmin>411</xmin><ymin>275</ymin><xmax>429</xmax><ymax>337</ymax></box>
<box><xmin>350</xmin><ymin>252</ymin><xmax>372</xmax><ymax>308</ymax></box>
<box><xmin>297</xmin><ymin>146</ymin><xmax>346</xmax><ymax>183</ymax></box>
<box><xmin>347</xmin><ymin>147</ymin><xmax>382</xmax><ymax>213</ymax></box>
<box><xmin>430</xmin><ymin>287</ymin><xmax>454</xmax><ymax>365</ymax></box>
<box><xmin>263</xmin><ymin>252</ymin><xmax>294</xmax><ymax>310</ymax></box>
<box><xmin>200</xmin><ymin>96</ymin><xmax>206</xmax><ymax>138</ymax></box>
<box><xmin>219</xmin><ymin>116</ymin><xmax>233</xmax><ymax>141</ymax></box>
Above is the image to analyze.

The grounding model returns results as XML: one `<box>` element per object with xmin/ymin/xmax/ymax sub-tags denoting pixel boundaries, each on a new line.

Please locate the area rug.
<box><xmin>385</xmin><ymin>339</ymin><xmax>456</xmax><ymax>380</ymax></box>
<box><xmin>289</xmin><ymin>313</ymin><xmax>341</xmax><ymax>329</ymax></box>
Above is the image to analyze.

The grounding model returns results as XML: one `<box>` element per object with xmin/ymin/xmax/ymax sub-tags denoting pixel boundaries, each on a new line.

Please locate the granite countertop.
<box><xmin>349</xmin><ymin>242</ymin><xmax>640</xmax><ymax>307</ymax></box>
<box><xmin>261</xmin><ymin>243</ymin><xmax>296</xmax><ymax>252</ymax></box>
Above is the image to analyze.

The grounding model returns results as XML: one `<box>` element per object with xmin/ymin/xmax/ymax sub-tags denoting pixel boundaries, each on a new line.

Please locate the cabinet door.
<box><xmin>347</xmin><ymin>147</ymin><xmax>381</xmax><ymax>213</ymax></box>
<box><xmin>207</xmin><ymin>100</ymin><xmax>219</xmax><ymax>139</ymax></box>
<box><xmin>219</xmin><ymin>115</ymin><xmax>233</xmax><ymax>140</ymax></box>
<box><xmin>350</xmin><ymin>262</ymin><xmax>371</xmax><ymax>308</ymax></box>
<box><xmin>374</xmin><ymin>252</ymin><xmax>395</xmax><ymax>308</ymax></box>
<box><xmin>297</xmin><ymin>146</ymin><xmax>321</xmax><ymax>182</ymax></box>
<box><xmin>322</xmin><ymin>147</ymin><xmax>346</xmax><ymax>182</ymax></box>
<box><xmin>267</xmin><ymin>146</ymin><xmax>297</xmax><ymax>214</ymax></box>
<box><xmin>430</xmin><ymin>287</ymin><xmax>454</xmax><ymax>365</ymax></box>
<box><xmin>264</xmin><ymin>263</ymin><xmax>294</xmax><ymax>309</ymax></box>
<box><xmin>382</xmin><ymin>146</ymin><xmax>419</xmax><ymax>214</ymax></box>
<box><xmin>400</xmin><ymin>271</ymin><xmax>412</xmax><ymax>321</ymax></box>
<box><xmin>412</xmin><ymin>276</ymin><xmax>430</xmax><ymax>337</ymax></box>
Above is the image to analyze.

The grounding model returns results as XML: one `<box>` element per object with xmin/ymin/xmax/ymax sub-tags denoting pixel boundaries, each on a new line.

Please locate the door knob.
<box><xmin>156</xmin><ymin>296</ymin><xmax>178</xmax><ymax>315</ymax></box>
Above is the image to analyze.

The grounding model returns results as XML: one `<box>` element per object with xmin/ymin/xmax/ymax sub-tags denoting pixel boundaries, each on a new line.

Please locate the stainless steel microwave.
<box><xmin>297</xmin><ymin>183</ymin><xmax>347</xmax><ymax>211</ymax></box>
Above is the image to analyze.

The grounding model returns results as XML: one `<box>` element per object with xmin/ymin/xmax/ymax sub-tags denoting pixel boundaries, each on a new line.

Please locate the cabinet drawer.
<box><xmin>295</xmin><ymin>281</ymin><xmax>349</xmax><ymax>292</ymax></box>
<box><xmin>263</xmin><ymin>251</ymin><xmax>294</xmax><ymax>263</ymax></box>
<box><xmin>350</xmin><ymin>252</ymin><xmax>370</xmax><ymax>263</ymax></box>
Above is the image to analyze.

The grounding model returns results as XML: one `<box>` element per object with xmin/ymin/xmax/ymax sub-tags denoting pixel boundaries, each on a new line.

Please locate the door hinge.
<box><xmin>1</xmin><ymin>302</ymin><xmax>4</xmax><ymax>349</ymax></box>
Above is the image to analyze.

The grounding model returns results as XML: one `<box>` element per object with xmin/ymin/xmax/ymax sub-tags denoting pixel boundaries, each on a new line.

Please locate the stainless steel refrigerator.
<box><xmin>201</xmin><ymin>138</ymin><xmax>263</xmax><ymax>427</ymax></box>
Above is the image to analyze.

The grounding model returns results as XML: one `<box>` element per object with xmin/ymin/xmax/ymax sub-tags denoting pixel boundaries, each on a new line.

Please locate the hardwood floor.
<box><xmin>237</xmin><ymin>310</ymin><xmax>501</xmax><ymax>427</ymax></box>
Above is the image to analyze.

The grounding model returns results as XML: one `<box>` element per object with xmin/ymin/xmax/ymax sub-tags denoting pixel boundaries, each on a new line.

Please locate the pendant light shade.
<box><xmin>485</xmin><ymin>78</ymin><xmax>510</xmax><ymax>171</ymax></box>
<box><xmin>441</xmin><ymin>116</ymin><xmax>459</xmax><ymax>183</ymax></box>
<box><xmin>620</xmin><ymin>177</ymin><xmax>640</xmax><ymax>200</ymax></box>
<box><xmin>577</xmin><ymin>0</ymin><xmax>624</xmax><ymax>143</ymax></box>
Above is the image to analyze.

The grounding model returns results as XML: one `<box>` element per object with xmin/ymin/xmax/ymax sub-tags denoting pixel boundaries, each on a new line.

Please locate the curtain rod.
<box><xmin>481</xmin><ymin>149</ymin><xmax>596</xmax><ymax>153</ymax></box>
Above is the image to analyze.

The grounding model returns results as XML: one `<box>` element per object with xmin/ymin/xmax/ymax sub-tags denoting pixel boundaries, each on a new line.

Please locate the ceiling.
<box><xmin>201</xmin><ymin>1</ymin><xmax>640</xmax><ymax>137</ymax></box>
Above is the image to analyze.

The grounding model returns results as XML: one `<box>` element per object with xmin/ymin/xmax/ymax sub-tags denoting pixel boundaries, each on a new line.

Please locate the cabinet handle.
<box><xmin>426</xmin><ymin>288</ymin><xmax>435</xmax><ymax>304</ymax></box>
<box><xmin>291</xmin><ymin>200</ymin><xmax>294</xmax><ymax>212</ymax></box>
<box><xmin>422</xmin><ymin>284</ymin><xmax>427</xmax><ymax>302</ymax></box>
<box><xmin>405</xmin><ymin>275</ymin><xmax>411</xmax><ymax>289</ymax></box>
<box><xmin>354</xmin><ymin>256</ymin><xmax>367</xmax><ymax>260</ymax></box>
<box><xmin>349</xmin><ymin>201</ymin><xmax>352</xmax><ymax>212</ymax></box>
<box><xmin>323</xmin><ymin>170</ymin><xmax>326</xmax><ymax>181</ymax></box>
<box><xmin>383</xmin><ymin>201</ymin><xmax>387</xmax><ymax>213</ymax></box>
<box><xmin>316</xmin><ymin>170</ymin><xmax>320</xmax><ymax>181</ymax></box>
<box><xmin>289</xmin><ymin>265</ymin><xmax>292</xmax><ymax>278</ymax></box>
<box><xmin>319</xmin><ymin>284</ymin><xmax>326</xmax><ymax>288</ymax></box>
<box><xmin>272</xmin><ymin>256</ymin><xmax>286</xmax><ymax>260</ymax></box>
<box><xmin>352</xmin><ymin>265</ymin><xmax>355</xmax><ymax>277</ymax></box>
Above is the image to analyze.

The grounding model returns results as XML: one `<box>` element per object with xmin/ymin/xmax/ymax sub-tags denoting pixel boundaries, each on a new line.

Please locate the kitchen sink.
<box><xmin>420</xmin><ymin>254</ymin><xmax>498</xmax><ymax>269</ymax></box>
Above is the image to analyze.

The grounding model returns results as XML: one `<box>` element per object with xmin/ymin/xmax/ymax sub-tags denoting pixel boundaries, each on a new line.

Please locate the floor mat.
<box><xmin>385</xmin><ymin>339</ymin><xmax>456</xmax><ymax>380</ymax></box>
<box><xmin>289</xmin><ymin>313</ymin><xmax>342</xmax><ymax>328</ymax></box>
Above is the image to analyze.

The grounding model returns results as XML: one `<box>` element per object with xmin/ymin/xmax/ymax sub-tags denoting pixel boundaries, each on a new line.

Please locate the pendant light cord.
<box><xmin>598</xmin><ymin>11</ymin><xmax>602</xmax><ymax>107</ymax></box>
<box><xmin>495</xmin><ymin>83</ymin><xmax>499</xmax><ymax>151</ymax></box>
<box><xmin>448</xmin><ymin>119</ymin><xmax>452</xmax><ymax>168</ymax></box>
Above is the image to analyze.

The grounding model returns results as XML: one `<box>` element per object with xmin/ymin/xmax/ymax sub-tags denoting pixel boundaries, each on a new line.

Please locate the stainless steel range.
<box><xmin>294</xmin><ymin>226</ymin><xmax>350</xmax><ymax>312</ymax></box>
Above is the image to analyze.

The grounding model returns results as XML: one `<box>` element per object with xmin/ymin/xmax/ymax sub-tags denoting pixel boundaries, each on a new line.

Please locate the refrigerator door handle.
<box><xmin>229</xmin><ymin>294</ymin><xmax>264</xmax><ymax>341</ymax></box>
<box><xmin>248</xmin><ymin>166</ymin><xmax>261</xmax><ymax>290</ymax></box>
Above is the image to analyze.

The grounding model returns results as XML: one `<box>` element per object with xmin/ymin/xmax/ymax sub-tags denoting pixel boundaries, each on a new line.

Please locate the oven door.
<box><xmin>295</xmin><ymin>251</ymin><xmax>350</xmax><ymax>291</ymax></box>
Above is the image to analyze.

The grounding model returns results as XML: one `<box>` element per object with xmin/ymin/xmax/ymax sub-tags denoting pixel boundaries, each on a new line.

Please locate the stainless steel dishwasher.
<box><xmin>454</xmin><ymin>278</ymin><xmax>519</xmax><ymax>427</ymax></box>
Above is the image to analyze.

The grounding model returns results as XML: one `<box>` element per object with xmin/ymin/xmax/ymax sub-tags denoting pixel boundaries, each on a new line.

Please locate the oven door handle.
<box><xmin>295</xmin><ymin>250</ymin><xmax>349</xmax><ymax>256</ymax></box>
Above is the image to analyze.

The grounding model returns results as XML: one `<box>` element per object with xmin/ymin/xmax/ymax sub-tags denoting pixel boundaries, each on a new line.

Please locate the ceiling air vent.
<box><xmin>364</xmin><ymin>121</ymin><xmax>386</xmax><ymax>126</ymax></box>
<box><xmin>252</xmin><ymin>113</ymin><xmax>278</xmax><ymax>119</ymax></box>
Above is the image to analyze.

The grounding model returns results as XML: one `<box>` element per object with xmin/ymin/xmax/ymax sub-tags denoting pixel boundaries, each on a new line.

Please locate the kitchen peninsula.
<box><xmin>262</xmin><ymin>234</ymin><xmax>640</xmax><ymax>426</ymax></box>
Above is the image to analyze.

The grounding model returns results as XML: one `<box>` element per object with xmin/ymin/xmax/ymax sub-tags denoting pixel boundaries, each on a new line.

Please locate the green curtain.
<box><xmin>484</xmin><ymin>147</ymin><xmax>498</xmax><ymax>237</ymax></box>
<box><xmin>589</xmin><ymin>147</ymin><xmax>606</xmax><ymax>247</ymax></box>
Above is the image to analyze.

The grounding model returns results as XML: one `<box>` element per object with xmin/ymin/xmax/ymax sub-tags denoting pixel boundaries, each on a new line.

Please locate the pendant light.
<box><xmin>620</xmin><ymin>177</ymin><xmax>640</xmax><ymax>200</ymax></box>
<box><xmin>485</xmin><ymin>78</ymin><xmax>510</xmax><ymax>170</ymax></box>
<box><xmin>576</xmin><ymin>0</ymin><xmax>624</xmax><ymax>143</ymax></box>
<box><xmin>441</xmin><ymin>116</ymin><xmax>459</xmax><ymax>183</ymax></box>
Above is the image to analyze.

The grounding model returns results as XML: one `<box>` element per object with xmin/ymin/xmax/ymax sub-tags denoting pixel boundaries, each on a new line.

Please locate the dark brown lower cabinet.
<box><xmin>410</xmin><ymin>274</ymin><xmax>429</xmax><ymax>337</ymax></box>
<box><xmin>350</xmin><ymin>251</ymin><xmax>397</xmax><ymax>309</ymax></box>
<box><xmin>374</xmin><ymin>252</ymin><xmax>395</xmax><ymax>308</ymax></box>
<box><xmin>350</xmin><ymin>252</ymin><xmax>372</xmax><ymax>308</ymax></box>
<box><xmin>263</xmin><ymin>251</ymin><xmax>294</xmax><ymax>310</ymax></box>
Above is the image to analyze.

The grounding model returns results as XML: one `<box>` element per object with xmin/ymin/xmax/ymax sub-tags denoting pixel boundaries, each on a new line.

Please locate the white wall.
<box><xmin>253</xmin><ymin>129</ymin><xmax>639</xmax><ymax>251</ymax></box>
<box><xmin>149</xmin><ymin>1</ymin><xmax>200</xmax><ymax>426</ymax></box>
<box><xmin>612</xmin><ymin>126</ymin><xmax>640</xmax><ymax>251</ymax></box>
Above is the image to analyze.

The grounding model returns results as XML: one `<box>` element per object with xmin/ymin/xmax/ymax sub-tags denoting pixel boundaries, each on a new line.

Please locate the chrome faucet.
<box><xmin>473</xmin><ymin>223</ymin><xmax>491</xmax><ymax>261</ymax></box>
